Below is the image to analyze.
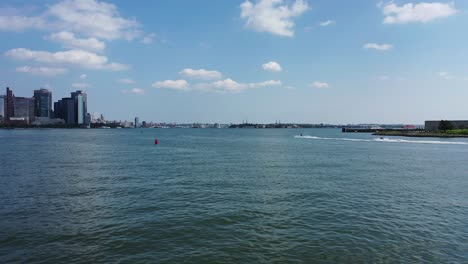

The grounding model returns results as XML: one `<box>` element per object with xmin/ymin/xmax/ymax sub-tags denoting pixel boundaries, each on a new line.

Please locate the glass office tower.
<box><xmin>33</xmin><ymin>89</ymin><xmax>52</xmax><ymax>118</ymax></box>
<box><xmin>71</xmin><ymin>90</ymin><xmax>87</xmax><ymax>125</ymax></box>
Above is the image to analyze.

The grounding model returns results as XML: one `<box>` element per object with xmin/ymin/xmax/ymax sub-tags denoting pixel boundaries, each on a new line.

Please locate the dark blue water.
<box><xmin>1</xmin><ymin>128</ymin><xmax>467</xmax><ymax>263</ymax></box>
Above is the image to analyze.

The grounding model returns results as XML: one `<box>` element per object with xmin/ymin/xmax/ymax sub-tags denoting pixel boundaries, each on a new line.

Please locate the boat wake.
<box><xmin>294</xmin><ymin>135</ymin><xmax>468</xmax><ymax>145</ymax></box>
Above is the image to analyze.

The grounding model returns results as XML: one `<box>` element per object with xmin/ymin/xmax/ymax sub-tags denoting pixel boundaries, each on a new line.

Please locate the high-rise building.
<box><xmin>53</xmin><ymin>100</ymin><xmax>61</xmax><ymax>119</ymax></box>
<box><xmin>54</xmin><ymin>98</ymin><xmax>75</xmax><ymax>124</ymax></box>
<box><xmin>64</xmin><ymin>98</ymin><xmax>75</xmax><ymax>124</ymax></box>
<box><xmin>54</xmin><ymin>90</ymin><xmax>88</xmax><ymax>125</ymax></box>
<box><xmin>71</xmin><ymin>90</ymin><xmax>87</xmax><ymax>124</ymax></box>
<box><xmin>13</xmin><ymin>97</ymin><xmax>35</xmax><ymax>124</ymax></box>
<box><xmin>135</xmin><ymin>117</ymin><xmax>139</xmax><ymax>128</ymax></box>
<box><xmin>0</xmin><ymin>95</ymin><xmax>4</xmax><ymax>120</ymax></box>
<box><xmin>33</xmin><ymin>88</ymin><xmax>52</xmax><ymax>118</ymax></box>
<box><xmin>5</xmin><ymin>87</ymin><xmax>15</xmax><ymax>124</ymax></box>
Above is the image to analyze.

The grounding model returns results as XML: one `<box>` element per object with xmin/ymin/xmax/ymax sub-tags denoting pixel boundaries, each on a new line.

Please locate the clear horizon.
<box><xmin>1</xmin><ymin>0</ymin><xmax>467</xmax><ymax>124</ymax></box>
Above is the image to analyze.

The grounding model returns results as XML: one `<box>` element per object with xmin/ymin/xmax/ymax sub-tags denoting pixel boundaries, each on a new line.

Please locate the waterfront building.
<box><xmin>64</xmin><ymin>98</ymin><xmax>75</xmax><ymax>124</ymax></box>
<box><xmin>85</xmin><ymin>113</ymin><xmax>91</xmax><ymax>126</ymax></box>
<box><xmin>135</xmin><ymin>117</ymin><xmax>139</xmax><ymax>128</ymax></box>
<box><xmin>5</xmin><ymin>87</ymin><xmax>15</xmax><ymax>124</ymax></box>
<box><xmin>0</xmin><ymin>95</ymin><xmax>4</xmax><ymax>122</ymax></box>
<box><xmin>13</xmin><ymin>97</ymin><xmax>35</xmax><ymax>124</ymax></box>
<box><xmin>71</xmin><ymin>90</ymin><xmax>87</xmax><ymax>125</ymax></box>
<box><xmin>31</xmin><ymin>117</ymin><xmax>65</xmax><ymax>126</ymax></box>
<box><xmin>33</xmin><ymin>88</ymin><xmax>52</xmax><ymax>118</ymax></box>
<box><xmin>54</xmin><ymin>90</ymin><xmax>88</xmax><ymax>125</ymax></box>
<box><xmin>425</xmin><ymin>120</ymin><xmax>468</xmax><ymax>131</ymax></box>
<box><xmin>53</xmin><ymin>101</ymin><xmax>60</xmax><ymax>119</ymax></box>
<box><xmin>54</xmin><ymin>98</ymin><xmax>75</xmax><ymax>124</ymax></box>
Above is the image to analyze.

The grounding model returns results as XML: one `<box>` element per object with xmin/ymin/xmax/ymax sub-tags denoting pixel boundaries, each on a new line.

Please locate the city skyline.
<box><xmin>1</xmin><ymin>0</ymin><xmax>468</xmax><ymax>124</ymax></box>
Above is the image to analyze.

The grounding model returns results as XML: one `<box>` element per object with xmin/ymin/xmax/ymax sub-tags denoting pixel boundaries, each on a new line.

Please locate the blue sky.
<box><xmin>1</xmin><ymin>0</ymin><xmax>467</xmax><ymax>124</ymax></box>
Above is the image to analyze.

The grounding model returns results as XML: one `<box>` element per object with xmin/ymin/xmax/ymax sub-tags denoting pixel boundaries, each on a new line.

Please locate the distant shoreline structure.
<box><xmin>373</xmin><ymin>131</ymin><xmax>468</xmax><ymax>138</ymax></box>
<box><xmin>0</xmin><ymin>123</ymin><xmax>419</xmax><ymax>130</ymax></box>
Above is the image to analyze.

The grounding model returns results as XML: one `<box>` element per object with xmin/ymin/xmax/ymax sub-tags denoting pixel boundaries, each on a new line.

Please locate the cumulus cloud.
<box><xmin>72</xmin><ymin>82</ymin><xmax>89</xmax><ymax>88</ymax></box>
<box><xmin>194</xmin><ymin>79</ymin><xmax>282</xmax><ymax>93</ymax></box>
<box><xmin>118</xmin><ymin>78</ymin><xmax>135</xmax><ymax>84</ymax></box>
<box><xmin>179</xmin><ymin>68</ymin><xmax>222</xmax><ymax>80</ymax></box>
<box><xmin>16</xmin><ymin>66</ymin><xmax>68</xmax><ymax>76</ymax></box>
<box><xmin>47</xmin><ymin>0</ymin><xmax>141</xmax><ymax>40</ymax></box>
<box><xmin>311</xmin><ymin>81</ymin><xmax>329</xmax><ymax>88</ymax></box>
<box><xmin>47</xmin><ymin>31</ymin><xmax>105</xmax><ymax>52</ymax></box>
<box><xmin>240</xmin><ymin>0</ymin><xmax>309</xmax><ymax>37</ymax></box>
<box><xmin>0</xmin><ymin>1</ymin><xmax>144</xmax><ymax>71</ymax></box>
<box><xmin>0</xmin><ymin>16</ymin><xmax>48</xmax><ymax>31</ymax></box>
<box><xmin>319</xmin><ymin>20</ymin><xmax>335</xmax><ymax>27</ymax></box>
<box><xmin>152</xmin><ymin>77</ymin><xmax>281</xmax><ymax>93</ymax></box>
<box><xmin>262</xmin><ymin>61</ymin><xmax>282</xmax><ymax>72</ymax></box>
<box><xmin>152</xmin><ymin>79</ymin><xmax>190</xmax><ymax>90</ymax></box>
<box><xmin>0</xmin><ymin>0</ymin><xmax>143</xmax><ymax>40</ymax></box>
<box><xmin>363</xmin><ymin>43</ymin><xmax>393</xmax><ymax>51</ymax></box>
<box><xmin>380</xmin><ymin>2</ymin><xmax>457</xmax><ymax>24</ymax></box>
<box><xmin>5</xmin><ymin>48</ymin><xmax>129</xmax><ymax>71</ymax></box>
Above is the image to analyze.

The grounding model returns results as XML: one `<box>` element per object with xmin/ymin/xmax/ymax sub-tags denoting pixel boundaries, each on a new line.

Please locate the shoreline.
<box><xmin>373</xmin><ymin>131</ymin><xmax>468</xmax><ymax>138</ymax></box>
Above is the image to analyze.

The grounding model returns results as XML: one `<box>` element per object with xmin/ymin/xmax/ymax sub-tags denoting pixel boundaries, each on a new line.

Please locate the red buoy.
<box><xmin>154</xmin><ymin>139</ymin><xmax>159</xmax><ymax>145</ymax></box>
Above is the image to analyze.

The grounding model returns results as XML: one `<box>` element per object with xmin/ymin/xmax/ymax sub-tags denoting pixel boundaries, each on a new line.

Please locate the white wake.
<box><xmin>294</xmin><ymin>135</ymin><xmax>468</xmax><ymax>145</ymax></box>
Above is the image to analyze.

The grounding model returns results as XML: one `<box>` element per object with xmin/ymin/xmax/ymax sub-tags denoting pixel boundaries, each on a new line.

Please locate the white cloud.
<box><xmin>47</xmin><ymin>0</ymin><xmax>141</xmax><ymax>40</ymax></box>
<box><xmin>363</xmin><ymin>43</ymin><xmax>393</xmax><ymax>51</ymax></box>
<box><xmin>131</xmin><ymin>88</ymin><xmax>144</xmax><ymax>94</ymax></box>
<box><xmin>153</xmin><ymin>78</ymin><xmax>281</xmax><ymax>93</ymax></box>
<box><xmin>47</xmin><ymin>31</ymin><xmax>105</xmax><ymax>52</ymax></box>
<box><xmin>118</xmin><ymin>78</ymin><xmax>135</xmax><ymax>84</ymax></box>
<box><xmin>16</xmin><ymin>66</ymin><xmax>68</xmax><ymax>76</ymax></box>
<box><xmin>194</xmin><ymin>79</ymin><xmax>282</xmax><ymax>93</ymax></box>
<box><xmin>152</xmin><ymin>79</ymin><xmax>189</xmax><ymax>90</ymax></box>
<box><xmin>196</xmin><ymin>78</ymin><xmax>246</xmax><ymax>92</ymax></box>
<box><xmin>79</xmin><ymin>73</ymin><xmax>87</xmax><ymax>79</ymax></box>
<box><xmin>123</xmin><ymin>88</ymin><xmax>144</xmax><ymax>94</ymax></box>
<box><xmin>72</xmin><ymin>82</ymin><xmax>89</xmax><ymax>88</ymax></box>
<box><xmin>319</xmin><ymin>20</ymin><xmax>335</xmax><ymax>27</ymax></box>
<box><xmin>249</xmin><ymin>79</ymin><xmax>282</xmax><ymax>88</ymax></box>
<box><xmin>0</xmin><ymin>15</ymin><xmax>48</xmax><ymax>31</ymax></box>
<box><xmin>311</xmin><ymin>81</ymin><xmax>329</xmax><ymax>88</ymax></box>
<box><xmin>438</xmin><ymin>71</ymin><xmax>455</xmax><ymax>80</ymax></box>
<box><xmin>381</xmin><ymin>2</ymin><xmax>457</xmax><ymax>24</ymax></box>
<box><xmin>240</xmin><ymin>0</ymin><xmax>309</xmax><ymax>37</ymax></box>
<box><xmin>179</xmin><ymin>68</ymin><xmax>222</xmax><ymax>80</ymax></box>
<box><xmin>5</xmin><ymin>48</ymin><xmax>129</xmax><ymax>71</ymax></box>
<box><xmin>262</xmin><ymin>61</ymin><xmax>282</xmax><ymax>72</ymax></box>
<box><xmin>122</xmin><ymin>88</ymin><xmax>144</xmax><ymax>95</ymax></box>
<box><xmin>0</xmin><ymin>0</ymin><xmax>142</xmax><ymax>40</ymax></box>
<box><xmin>141</xmin><ymin>33</ymin><xmax>155</xmax><ymax>44</ymax></box>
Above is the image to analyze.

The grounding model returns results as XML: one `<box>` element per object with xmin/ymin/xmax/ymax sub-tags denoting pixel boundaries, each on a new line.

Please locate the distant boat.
<box><xmin>101</xmin><ymin>126</ymin><xmax>111</xmax><ymax>129</ymax></box>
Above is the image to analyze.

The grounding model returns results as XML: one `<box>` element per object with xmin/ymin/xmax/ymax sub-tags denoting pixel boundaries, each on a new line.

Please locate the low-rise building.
<box><xmin>425</xmin><ymin>120</ymin><xmax>468</xmax><ymax>131</ymax></box>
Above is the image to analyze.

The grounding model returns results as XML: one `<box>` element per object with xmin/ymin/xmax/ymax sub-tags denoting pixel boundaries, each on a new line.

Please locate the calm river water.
<box><xmin>0</xmin><ymin>128</ymin><xmax>467</xmax><ymax>263</ymax></box>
